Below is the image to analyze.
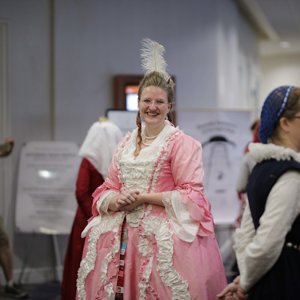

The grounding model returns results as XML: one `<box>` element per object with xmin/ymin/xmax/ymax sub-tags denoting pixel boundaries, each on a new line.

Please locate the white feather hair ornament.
<box><xmin>140</xmin><ymin>38</ymin><xmax>169</xmax><ymax>78</ymax></box>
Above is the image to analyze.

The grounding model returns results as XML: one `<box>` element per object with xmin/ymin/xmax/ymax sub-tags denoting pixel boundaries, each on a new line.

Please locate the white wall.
<box><xmin>54</xmin><ymin>0</ymin><xmax>222</xmax><ymax>142</ymax></box>
<box><xmin>216</xmin><ymin>0</ymin><xmax>260</xmax><ymax>113</ymax></box>
<box><xmin>0</xmin><ymin>0</ymin><xmax>56</xmax><ymax>282</ymax></box>
<box><xmin>261</xmin><ymin>53</ymin><xmax>300</xmax><ymax>106</ymax></box>
<box><xmin>237</xmin><ymin>6</ymin><xmax>261</xmax><ymax>114</ymax></box>
<box><xmin>0</xmin><ymin>0</ymin><xmax>260</xmax><ymax>283</ymax></box>
<box><xmin>216</xmin><ymin>0</ymin><xmax>240</xmax><ymax>109</ymax></box>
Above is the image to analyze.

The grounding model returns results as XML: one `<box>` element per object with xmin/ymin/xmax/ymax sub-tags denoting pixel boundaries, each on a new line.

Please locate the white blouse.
<box><xmin>233</xmin><ymin>143</ymin><xmax>300</xmax><ymax>291</ymax></box>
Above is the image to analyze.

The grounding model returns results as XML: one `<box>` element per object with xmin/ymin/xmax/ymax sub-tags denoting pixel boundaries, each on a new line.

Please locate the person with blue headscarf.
<box><xmin>218</xmin><ymin>86</ymin><xmax>300</xmax><ymax>300</ymax></box>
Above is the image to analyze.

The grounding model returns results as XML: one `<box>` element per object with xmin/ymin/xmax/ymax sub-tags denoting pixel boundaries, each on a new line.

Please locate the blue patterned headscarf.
<box><xmin>259</xmin><ymin>85</ymin><xmax>293</xmax><ymax>144</ymax></box>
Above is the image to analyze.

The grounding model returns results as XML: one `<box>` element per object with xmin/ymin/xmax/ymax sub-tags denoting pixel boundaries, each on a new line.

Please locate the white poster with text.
<box><xmin>16</xmin><ymin>142</ymin><xmax>80</xmax><ymax>234</ymax></box>
<box><xmin>178</xmin><ymin>110</ymin><xmax>252</xmax><ymax>224</ymax></box>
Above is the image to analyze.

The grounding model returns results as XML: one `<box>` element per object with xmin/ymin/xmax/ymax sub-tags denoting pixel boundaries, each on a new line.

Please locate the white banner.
<box><xmin>16</xmin><ymin>142</ymin><xmax>80</xmax><ymax>234</ymax></box>
<box><xmin>178</xmin><ymin>110</ymin><xmax>252</xmax><ymax>224</ymax></box>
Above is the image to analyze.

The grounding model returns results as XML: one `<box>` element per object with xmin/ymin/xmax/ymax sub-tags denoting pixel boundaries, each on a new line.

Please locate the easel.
<box><xmin>18</xmin><ymin>228</ymin><xmax>62</xmax><ymax>284</ymax></box>
<box><xmin>42</xmin><ymin>228</ymin><xmax>63</xmax><ymax>282</ymax></box>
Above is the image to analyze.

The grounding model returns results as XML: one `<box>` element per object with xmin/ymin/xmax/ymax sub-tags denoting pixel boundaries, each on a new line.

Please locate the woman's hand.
<box><xmin>119</xmin><ymin>193</ymin><xmax>144</xmax><ymax>212</ymax></box>
<box><xmin>118</xmin><ymin>192</ymin><xmax>165</xmax><ymax>212</ymax></box>
<box><xmin>108</xmin><ymin>190</ymin><xmax>140</xmax><ymax>212</ymax></box>
<box><xmin>216</xmin><ymin>277</ymin><xmax>247</xmax><ymax>300</ymax></box>
<box><xmin>216</xmin><ymin>282</ymin><xmax>238</xmax><ymax>300</ymax></box>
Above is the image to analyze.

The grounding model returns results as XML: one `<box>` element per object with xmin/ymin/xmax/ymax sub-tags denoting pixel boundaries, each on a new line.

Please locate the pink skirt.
<box><xmin>77</xmin><ymin>220</ymin><xmax>226</xmax><ymax>300</ymax></box>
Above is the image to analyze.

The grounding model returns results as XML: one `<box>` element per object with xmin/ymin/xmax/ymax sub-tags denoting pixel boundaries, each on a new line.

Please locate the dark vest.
<box><xmin>247</xmin><ymin>159</ymin><xmax>300</xmax><ymax>244</ymax></box>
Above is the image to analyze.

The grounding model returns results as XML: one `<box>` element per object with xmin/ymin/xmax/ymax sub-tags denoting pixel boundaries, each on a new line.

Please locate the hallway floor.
<box><xmin>0</xmin><ymin>281</ymin><xmax>60</xmax><ymax>300</ymax></box>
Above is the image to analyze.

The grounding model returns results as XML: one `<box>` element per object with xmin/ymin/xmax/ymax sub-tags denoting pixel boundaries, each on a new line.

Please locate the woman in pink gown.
<box><xmin>77</xmin><ymin>39</ymin><xmax>226</xmax><ymax>300</ymax></box>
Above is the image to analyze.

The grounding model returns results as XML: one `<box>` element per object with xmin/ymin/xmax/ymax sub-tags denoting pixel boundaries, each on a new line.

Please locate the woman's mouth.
<box><xmin>146</xmin><ymin>112</ymin><xmax>159</xmax><ymax>117</ymax></box>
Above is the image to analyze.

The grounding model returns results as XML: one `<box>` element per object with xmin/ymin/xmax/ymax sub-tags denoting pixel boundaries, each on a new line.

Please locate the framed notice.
<box><xmin>178</xmin><ymin>109</ymin><xmax>252</xmax><ymax>225</ymax></box>
<box><xmin>16</xmin><ymin>142</ymin><xmax>80</xmax><ymax>234</ymax></box>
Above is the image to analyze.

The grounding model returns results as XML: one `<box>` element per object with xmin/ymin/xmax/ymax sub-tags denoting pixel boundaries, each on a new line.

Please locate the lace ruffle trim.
<box><xmin>138</xmin><ymin>237</ymin><xmax>154</xmax><ymax>300</ymax></box>
<box><xmin>162</xmin><ymin>191</ymin><xmax>199</xmax><ymax>242</ymax></box>
<box><xmin>141</xmin><ymin>215</ymin><xmax>191</xmax><ymax>300</ymax></box>
<box><xmin>77</xmin><ymin>213</ymin><xmax>124</xmax><ymax>300</ymax></box>
<box><xmin>115</xmin><ymin>132</ymin><xmax>132</xmax><ymax>185</ymax></box>
<box><xmin>97</xmin><ymin>190</ymin><xmax>118</xmax><ymax>214</ymax></box>
<box><xmin>148</xmin><ymin>130</ymin><xmax>181</xmax><ymax>192</ymax></box>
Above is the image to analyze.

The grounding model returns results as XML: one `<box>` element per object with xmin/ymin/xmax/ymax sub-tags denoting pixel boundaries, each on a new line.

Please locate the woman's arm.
<box><xmin>165</xmin><ymin>134</ymin><xmax>214</xmax><ymax>238</ymax></box>
<box><xmin>91</xmin><ymin>135</ymin><xmax>131</xmax><ymax>216</ymax></box>
<box><xmin>140</xmin><ymin>193</ymin><xmax>164</xmax><ymax>206</ymax></box>
<box><xmin>232</xmin><ymin>201</ymin><xmax>255</xmax><ymax>281</ymax></box>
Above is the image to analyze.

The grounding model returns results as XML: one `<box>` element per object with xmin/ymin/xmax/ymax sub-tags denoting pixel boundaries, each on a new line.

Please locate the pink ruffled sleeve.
<box><xmin>169</xmin><ymin>134</ymin><xmax>214</xmax><ymax>237</ymax></box>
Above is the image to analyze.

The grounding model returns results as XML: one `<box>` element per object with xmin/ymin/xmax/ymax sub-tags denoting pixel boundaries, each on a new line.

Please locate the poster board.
<box><xmin>16</xmin><ymin>142</ymin><xmax>80</xmax><ymax>234</ymax></box>
<box><xmin>178</xmin><ymin>109</ymin><xmax>252</xmax><ymax>225</ymax></box>
<box><xmin>107</xmin><ymin>109</ymin><xmax>137</xmax><ymax>135</ymax></box>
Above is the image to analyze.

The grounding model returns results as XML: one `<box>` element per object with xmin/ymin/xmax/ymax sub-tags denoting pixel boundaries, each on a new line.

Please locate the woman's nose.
<box><xmin>146</xmin><ymin>101</ymin><xmax>157</xmax><ymax>109</ymax></box>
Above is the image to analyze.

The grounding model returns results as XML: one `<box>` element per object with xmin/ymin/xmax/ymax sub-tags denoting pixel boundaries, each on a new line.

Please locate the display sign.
<box><xmin>178</xmin><ymin>110</ymin><xmax>252</xmax><ymax>224</ymax></box>
<box><xmin>16</xmin><ymin>142</ymin><xmax>80</xmax><ymax>234</ymax></box>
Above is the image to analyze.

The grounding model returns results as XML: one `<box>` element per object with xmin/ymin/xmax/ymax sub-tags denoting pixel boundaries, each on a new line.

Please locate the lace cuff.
<box><xmin>96</xmin><ymin>190</ymin><xmax>118</xmax><ymax>214</ymax></box>
<box><xmin>162</xmin><ymin>191</ymin><xmax>198</xmax><ymax>242</ymax></box>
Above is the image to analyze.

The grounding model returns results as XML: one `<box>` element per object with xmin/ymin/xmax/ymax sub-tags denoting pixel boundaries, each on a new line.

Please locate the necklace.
<box><xmin>142</xmin><ymin>126</ymin><xmax>165</xmax><ymax>146</ymax></box>
<box><xmin>141</xmin><ymin>132</ymin><xmax>158</xmax><ymax>146</ymax></box>
<box><xmin>141</xmin><ymin>140</ymin><xmax>152</xmax><ymax>146</ymax></box>
<box><xmin>141</xmin><ymin>135</ymin><xmax>155</xmax><ymax>146</ymax></box>
<box><xmin>143</xmin><ymin>133</ymin><xmax>158</xmax><ymax>140</ymax></box>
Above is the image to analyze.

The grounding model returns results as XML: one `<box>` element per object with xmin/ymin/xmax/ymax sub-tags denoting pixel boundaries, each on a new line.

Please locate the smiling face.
<box><xmin>138</xmin><ymin>85</ymin><xmax>171</xmax><ymax>128</ymax></box>
<box><xmin>134</xmin><ymin>72</ymin><xmax>174</xmax><ymax>156</ymax></box>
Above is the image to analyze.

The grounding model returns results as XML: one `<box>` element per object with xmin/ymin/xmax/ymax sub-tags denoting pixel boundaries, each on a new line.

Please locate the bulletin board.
<box><xmin>16</xmin><ymin>142</ymin><xmax>80</xmax><ymax>234</ymax></box>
